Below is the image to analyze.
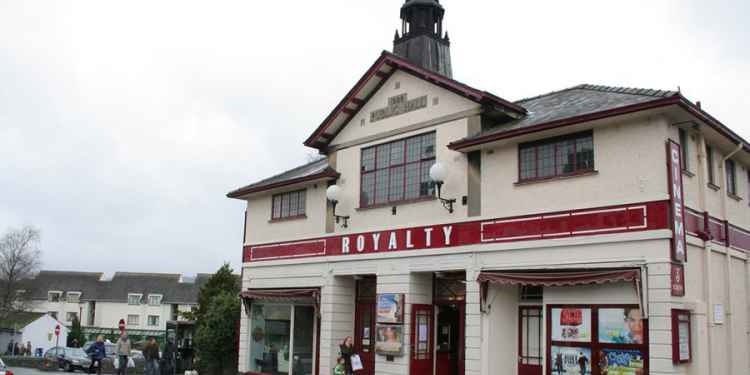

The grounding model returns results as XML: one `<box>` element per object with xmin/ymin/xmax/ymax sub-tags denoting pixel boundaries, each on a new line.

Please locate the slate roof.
<box><xmin>227</xmin><ymin>157</ymin><xmax>338</xmax><ymax>199</ymax></box>
<box><xmin>449</xmin><ymin>84</ymin><xmax>680</xmax><ymax>149</ymax></box>
<box><xmin>25</xmin><ymin>271</ymin><xmax>218</xmax><ymax>305</ymax></box>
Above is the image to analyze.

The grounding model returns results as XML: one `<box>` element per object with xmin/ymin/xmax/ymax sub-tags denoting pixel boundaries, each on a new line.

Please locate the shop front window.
<box><xmin>249</xmin><ymin>303</ymin><xmax>315</xmax><ymax>375</ymax></box>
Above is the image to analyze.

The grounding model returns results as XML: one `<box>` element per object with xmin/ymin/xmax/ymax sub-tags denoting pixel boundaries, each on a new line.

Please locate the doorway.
<box><xmin>354</xmin><ymin>277</ymin><xmax>376</xmax><ymax>375</ymax></box>
<box><xmin>435</xmin><ymin>304</ymin><xmax>464</xmax><ymax>375</ymax></box>
<box><xmin>518</xmin><ymin>306</ymin><xmax>543</xmax><ymax>375</ymax></box>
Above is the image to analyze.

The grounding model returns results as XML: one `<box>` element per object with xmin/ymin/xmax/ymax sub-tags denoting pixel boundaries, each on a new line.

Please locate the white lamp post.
<box><xmin>429</xmin><ymin>162</ymin><xmax>456</xmax><ymax>213</ymax></box>
<box><xmin>326</xmin><ymin>185</ymin><xmax>350</xmax><ymax>228</ymax></box>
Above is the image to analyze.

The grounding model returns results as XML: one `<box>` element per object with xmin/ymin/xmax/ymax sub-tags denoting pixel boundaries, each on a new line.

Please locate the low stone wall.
<box><xmin>1</xmin><ymin>355</ymin><xmax>146</xmax><ymax>374</ymax></box>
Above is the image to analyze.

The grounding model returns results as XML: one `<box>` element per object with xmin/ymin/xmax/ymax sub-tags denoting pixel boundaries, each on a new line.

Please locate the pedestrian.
<box><xmin>339</xmin><ymin>336</ymin><xmax>355</xmax><ymax>375</ymax></box>
<box><xmin>71</xmin><ymin>338</ymin><xmax>80</xmax><ymax>348</ymax></box>
<box><xmin>333</xmin><ymin>357</ymin><xmax>346</xmax><ymax>375</ymax></box>
<box><xmin>116</xmin><ymin>333</ymin><xmax>132</xmax><ymax>375</ymax></box>
<box><xmin>15</xmin><ymin>342</ymin><xmax>22</xmax><ymax>356</ymax></box>
<box><xmin>144</xmin><ymin>336</ymin><xmax>161</xmax><ymax>375</ymax></box>
<box><xmin>25</xmin><ymin>341</ymin><xmax>32</xmax><ymax>356</ymax></box>
<box><xmin>161</xmin><ymin>338</ymin><xmax>176</xmax><ymax>375</ymax></box>
<box><xmin>578</xmin><ymin>352</ymin><xmax>589</xmax><ymax>375</ymax></box>
<box><xmin>86</xmin><ymin>335</ymin><xmax>107</xmax><ymax>375</ymax></box>
<box><xmin>6</xmin><ymin>341</ymin><xmax>12</xmax><ymax>355</ymax></box>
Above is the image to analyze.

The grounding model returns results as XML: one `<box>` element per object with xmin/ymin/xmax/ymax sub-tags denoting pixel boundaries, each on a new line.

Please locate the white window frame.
<box><xmin>147</xmin><ymin>315</ymin><xmax>160</xmax><ymax>327</ymax></box>
<box><xmin>48</xmin><ymin>291</ymin><xmax>63</xmax><ymax>303</ymax></box>
<box><xmin>66</xmin><ymin>291</ymin><xmax>82</xmax><ymax>304</ymax></box>
<box><xmin>127</xmin><ymin>314</ymin><xmax>140</xmax><ymax>326</ymax></box>
<box><xmin>247</xmin><ymin>303</ymin><xmax>317</xmax><ymax>375</ymax></box>
<box><xmin>148</xmin><ymin>294</ymin><xmax>163</xmax><ymax>306</ymax></box>
<box><xmin>127</xmin><ymin>293</ymin><xmax>143</xmax><ymax>306</ymax></box>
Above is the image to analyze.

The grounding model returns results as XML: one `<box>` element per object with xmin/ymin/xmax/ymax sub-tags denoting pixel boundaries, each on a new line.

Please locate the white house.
<box><xmin>0</xmin><ymin>312</ymin><xmax>68</xmax><ymax>355</ymax></box>
<box><xmin>228</xmin><ymin>1</ymin><xmax>750</xmax><ymax>375</ymax></box>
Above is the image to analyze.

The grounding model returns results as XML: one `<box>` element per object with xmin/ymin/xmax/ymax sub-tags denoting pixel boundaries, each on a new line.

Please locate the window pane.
<box><xmin>298</xmin><ymin>192</ymin><xmax>306</xmax><ymax>215</ymax></box>
<box><xmin>421</xmin><ymin>133</ymin><xmax>436</xmax><ymax>159</ymax></box>
<box><xmin>576</xmin><ymin>136</ymin><xmax>594</xmax><ymax>170</ymax></box>
<box><xmin>292</xmin><ymin>306</ymin><xmax>315</xmax><ymax>375</ymax></box>
<box><xmin>420</xmin><ymin>162</ymin><xmax>435</xmax><ymax>197</ymax></box>
<box><xmin>519</xmin><ymin>147</ymin><xmax>536</xmax><ymax>180</ymax></box>
<box><xmin>556</xmin><ymin>139</ymin><xmax>575</xmax><ymax>175</ymax></box>
<box><xmin>404</xmin><ymin>163</ymin><xmax>421</xmax><ymax>199</ymax></box>
<box><xmin>389</xmin><ymin>166</ymin><xmax>405</xmax><ymax>201</ymax></box>
<box><xmin>390</xmin><ymin>141</ymin><xmax>405</xmax><ymax>166</ymax></box>
<box><xmin>376</xmin><ymin>143</ymin><xmax>390</xmax><ymax>169</ymax></box>
<box><xmin>281</xmin><ymin>194</ymin><xmax>290</xmax><ymax>218</ymax></box>
<box><xmin>538</xmin><ymin>143</ymin><xmax>555</xmax><ymax>178</ymax></box>
<box><xmin>406</xmin><ymin>137</ymin><xmax>421</xmax><ymax>162</ymax></box>
<box><xmin>273</xmin><ymin>195</ymin><xmax>282</xmax><ymax>219</ymax></box>
<box><xmin>250</xmin><ymin>304</ymin><xmax>291</xmax><ymax>375</ymax></box>
<box><xmin>361</xmin><ymin>148</ymin><xmax>376</xmax><ymax>172</ymax></box>
<box><xmin>375</xmin><ymin>169</ymin><xmax>389</xmax><ymax>204</ymax></box>
<box><xmin>362</xmin><ymin>173</ymin><xmax>375</xmax><ymax>206</ymax></box>
<box><xmin>289</xmin><ymin>192</ymin><xmax>299</xmax><ymax>217</ymax></box>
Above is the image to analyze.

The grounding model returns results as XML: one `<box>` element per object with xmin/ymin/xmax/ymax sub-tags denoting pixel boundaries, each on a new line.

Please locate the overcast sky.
<box><xmin>1</xmin><ymin>0</ymin><xmax>748</xmax><ymax>275</ymax></box>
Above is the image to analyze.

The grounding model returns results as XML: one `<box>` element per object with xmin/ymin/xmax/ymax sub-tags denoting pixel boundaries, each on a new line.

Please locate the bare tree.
<box><xmin>0</xmin><ymin>226</ymin><xmax>42</xmax><ymax>318</ymax></box>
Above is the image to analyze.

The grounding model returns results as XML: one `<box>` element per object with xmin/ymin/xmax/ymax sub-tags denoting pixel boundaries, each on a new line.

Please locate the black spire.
<box><xmin>393</xmin><ymin>0</ymin><xmax>452</xmax><ymax>77</ymax></box>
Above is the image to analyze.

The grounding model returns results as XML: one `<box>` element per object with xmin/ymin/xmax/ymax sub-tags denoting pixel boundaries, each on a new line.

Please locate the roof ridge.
<box><xmin>575</xmin><ymin>83</ymin><xmax>678</xmax><ymax>98</ymax></box>
<box><xmin>113</xmin><ymin>272</ymin><xmax>181</xmax><ymax>278</ymax></box>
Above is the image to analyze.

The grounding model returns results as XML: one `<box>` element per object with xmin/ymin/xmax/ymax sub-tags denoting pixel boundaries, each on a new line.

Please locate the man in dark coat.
<box><xmin>143</xmin><ymin>337</ymin><xmax>161</xmax><ymax>375</ymax></box>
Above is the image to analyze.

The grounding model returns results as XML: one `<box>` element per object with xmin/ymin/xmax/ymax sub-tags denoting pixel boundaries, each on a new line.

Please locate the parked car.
<box><xmin>0</xmin><ymin>358</ymin><xmax>14</xmax><ymax>375</ymax></box>
<box><xmin>44</xmin><ymin>347</ymin><xmax>92</xmax><ymax>372</ymax></box>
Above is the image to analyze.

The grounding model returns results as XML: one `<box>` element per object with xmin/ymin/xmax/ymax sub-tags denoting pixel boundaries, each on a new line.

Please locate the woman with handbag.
<box><xmin>339</xmin><ymin>337</ymin><xmax>355</xmax><ymax>375</ymax></box>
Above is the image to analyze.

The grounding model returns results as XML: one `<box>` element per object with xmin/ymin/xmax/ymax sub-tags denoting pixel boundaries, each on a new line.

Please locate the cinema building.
<box><xmin>228</xmin><ymin>2</ymin><xmax>750</xmax><ymax>375</ymax></box>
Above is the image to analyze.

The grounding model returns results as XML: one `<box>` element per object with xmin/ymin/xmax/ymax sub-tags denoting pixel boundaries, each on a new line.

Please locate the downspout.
<box><xmin>695</xmin><ymin>132</ymin><xmax>713</xmax><ymax>373</ymax></box>
<box><xmin>720</xmin><ymin>143</ymin><xmax>743</xmax><ymax>375</ymax></box>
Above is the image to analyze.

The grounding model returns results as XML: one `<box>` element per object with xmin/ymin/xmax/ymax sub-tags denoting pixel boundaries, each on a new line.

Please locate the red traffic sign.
<box><xmin>118</xmin><ymin>319</ymin><xmax>126</xmax><ymax>331</ymax></box>
<box><xmin>54</xmin><ymin>325</ymin><xmax>60</xmax><ymax>336</ymax></box>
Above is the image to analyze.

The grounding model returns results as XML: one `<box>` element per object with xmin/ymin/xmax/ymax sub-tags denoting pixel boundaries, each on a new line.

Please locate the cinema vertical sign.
<box><xmin>667</xmin><ymin>139</ymin><xmax>687</xmax><ymax>296</ymax></box>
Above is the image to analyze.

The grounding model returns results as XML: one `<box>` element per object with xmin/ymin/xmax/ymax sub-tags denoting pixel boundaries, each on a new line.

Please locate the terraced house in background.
<box><xmin>24</xmin><ymin>271</ymin><xmax>204</xmax><ymax>340</ymax></box>
<box><xmin>228</xmin><ymin>1</ymin><xmax>750</xmax><ymax>375</ymax></box>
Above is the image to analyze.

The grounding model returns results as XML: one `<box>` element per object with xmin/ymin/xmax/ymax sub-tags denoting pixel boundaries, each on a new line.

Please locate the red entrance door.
<box><xmin>410</xmin><ymin>304</ymin><xmax>434</xmax><ymax>375</ymax></box>
<box><xmin>355</xmin><ymin>302</ymin><xmax>376</xmax><ymax>375</ymax></box>
<box><xmin>435</xmin><ymin>303</ymin><xmax>465</xmax><ymax>375</ymax></box>
<box><xmin>518</xmin><ymin>306</ymin><xmax>543</xmax><ymax>375</ymax></box>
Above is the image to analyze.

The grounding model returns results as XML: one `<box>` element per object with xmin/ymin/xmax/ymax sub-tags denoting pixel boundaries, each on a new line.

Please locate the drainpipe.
<box><xmin>720</xmin><ymin>142</ymin><xmax>743</xmax><ymax>375</ymax></box>
<box><xmin>695</xmin><ymin>132</ymin><xmax>713</xmax><ymax>373</ymax></box>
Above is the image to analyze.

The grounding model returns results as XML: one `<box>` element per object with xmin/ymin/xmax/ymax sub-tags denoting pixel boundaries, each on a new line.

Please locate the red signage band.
<box><xmin>667</xmin><ymin>140</ymin><xmax>688</xmax><ymax>262</ymax></box>
<box><xmin>670</xmin><ymin>263</ymin><xmax>686</xmax><ymax>297</ymax></box>
<box><xmin>243</xmin><ymin>201</ymin><xmax>669</xmax><ymax>263</ymax></box>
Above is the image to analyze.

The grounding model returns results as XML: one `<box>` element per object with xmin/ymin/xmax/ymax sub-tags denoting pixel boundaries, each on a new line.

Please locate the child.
<box><xmin>333</xmin><ymin>357</ymin><xmax>346</xmax><ymax>375</ymax></box>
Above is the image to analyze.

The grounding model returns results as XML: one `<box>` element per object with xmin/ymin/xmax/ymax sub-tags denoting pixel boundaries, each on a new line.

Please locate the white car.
<box><xmin>0</xmin><ymin>358</ymin><xmax>14</xmax><ymax>375</ymax></box>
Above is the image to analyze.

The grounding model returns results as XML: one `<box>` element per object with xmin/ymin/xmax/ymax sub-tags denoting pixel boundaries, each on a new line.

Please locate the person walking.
<box><xmin>86</xmin><ymin>336</ymin><xmax>107</xmax><ymax>375</ymax></box>
<box><xmin>116</xmin><ymin>333</ymin><xmax>132</xmax><ymax>375</ymax></box>
<box><xmin>25</xmin><ymin>342</ymin><xmax>32</xmax><ymax>356</ymax></box>
<box><xmin>339</xmin><ymin>336</ymin><xmax>355</xmax><ymax>375</ymax></box>
<box><xmin>161</xmin><ymin>338</ymin><xmax>176</xmax><ymax>375</ymax></box>
<box><xmin>144</xmin><ymin>337</ymin><xmax>161</xmax><ymax>375</ymax></box>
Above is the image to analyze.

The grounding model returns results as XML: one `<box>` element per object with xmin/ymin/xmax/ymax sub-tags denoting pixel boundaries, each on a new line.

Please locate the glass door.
<box><xmin>249</xmin><ymin>303</ymin><xmax>316</xmax><ymax>375</ymax></box>
<box><xmin>518</xmin><ymin>306</ymin><xmax>543</xmax><ymax>375</ymax></box>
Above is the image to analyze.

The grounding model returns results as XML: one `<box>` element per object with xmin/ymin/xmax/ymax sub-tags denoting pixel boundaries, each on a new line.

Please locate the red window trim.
<box><xmin>271</xmin><ymin>189</ymin><xmax>307</xmax><ymax>220</ymax></box>
<box><xmin>518</xmin><ymin>130</ymin><xmax>594</xmax><ymax>183</ymax></box>
<box><xmin>545</xmin><ymin>304</ymin><xmax>649</xmax><ymax>375</ymax></box>
<box><xmin>359</xmin><ymin>131</ymin><xmax>436</xmax><ymax>208</ymax></box>
<box><xmin>671</xmin><ymin>309</ymin><xmax>692</xmax><ymax>364</ymax></box>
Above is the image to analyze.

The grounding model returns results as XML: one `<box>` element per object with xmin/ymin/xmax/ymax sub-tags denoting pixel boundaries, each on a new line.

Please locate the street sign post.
<box><xmin>54</xmin><ymin>324</ymin><xmax>60</xmax><ymax>355</ymax></box>
<box><xmin>118</xmin><ymin>319</ymin><xmax>126</xmax><ymax>333</ymax></box>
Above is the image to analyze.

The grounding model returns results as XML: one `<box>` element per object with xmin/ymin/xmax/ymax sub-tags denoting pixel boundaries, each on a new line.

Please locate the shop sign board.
<box><xmin>376</xmin><ymin>294</ymin><xmax>404</xmax><ymax>324</ymax></box>
<box><xmin>671</xmin><ymin>309</ymin><xmax>692</xmax><ymax>364</ymax></box>
<box><xmin>550</xmin><ymin>346</ymin><xmax>592</xmax><ymax>375</ymax></box>
<box><xmin>670</xmin><ymin>263</ymin><xmax>685</xmax><ymax>297</ymax></box>
<box><xmin>244</xmin><ymin>201</ymin><xmax>669</xmax><ymax>262</ymax></box>
<box><xmin>551</xmin><ymin>308</ymin><xmax>592</xmax><ymax>342</ymax></box>
<box><xmin>598</xmin><ymin>308</ymin><xmax>645</xmax><ymax>344</ymax></box>
<box><xmin>374</xmin><ymin>324</ymin><xmax>404</xmax><ymax>356</ymax></box>
<box><xmin>667</xmin><ymin>140</ymin><xmax>687</xmax><ymax>262</ymax></box>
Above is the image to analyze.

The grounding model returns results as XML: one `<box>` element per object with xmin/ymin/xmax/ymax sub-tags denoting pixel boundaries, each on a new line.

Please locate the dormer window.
<box><xmin>48</xmin><ymin>291</ymin><xmax>62</xmax><ymax>303</ymax></box>
<box><xmin>128</xmin><ymin>293</ymin><xmax>143</xmax><ymax>305</ymax></box>
<box><xmin>148</xmin><ymin>294</ymin><xmax>163</xmax><ymax>306</ymax></box>
<box><xmin>66</xmin><ymin>292</ymin><xmax>81</xmax><ymax>303</ymax></box>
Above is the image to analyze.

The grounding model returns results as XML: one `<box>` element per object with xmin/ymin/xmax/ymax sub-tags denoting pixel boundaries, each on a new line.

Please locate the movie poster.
<box><xmin>551</xmin><ymin>308</ymin><xmax>592</xmax><ymax>342</ymax></box>
<box><xmin>550</xmin><ymin>346</ymin><xmax>592</xmax><ymax>375</ymax></box>
<box><xmin>598</xmin><ymin>349</ymin><xmax>645</xmax><ymax>375</ymax></box>
<box><xmin>376</xmin><ymin>294</ymin><xmax>404</xmax><ymax>324</ymax></box>
<box><xmin>598</xmin><ymin>308</ymin><xmax>645</xmax><ymax>344</ymax></box>
<box><xmin>374</xmin><ymin>324</ymin><xmax>404</xmax><ymax>355</ymax></box>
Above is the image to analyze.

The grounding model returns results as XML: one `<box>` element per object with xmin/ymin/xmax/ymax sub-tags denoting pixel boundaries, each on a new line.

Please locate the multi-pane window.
<box><xmin>66</xmin><ymin>292</ymin><xmax>81</xmax><ymax>303</ymax></box>
<box><xmin>128</xmin><ymin>294</ymin><xmax>142</xmax><ymax>306</ymax></box>
<box><xmin>360</xmin><ymin>132</ymin><xmax>436</xmax><ymax>207</ymax></box>
<box><xmin>747</xmin><ymin>170</ymin><xmax>750</xmax><ymax>202</ymax></box>
<box><xmin>127</xmin><ymin>314</ymin><xmax>140</xmax><ymax>326</ymax></box>
<box><xmin>706</xmin><ymin>145</ymin><xmax>716</xmax><ymax>185</ymax></box>
<box><xmin>147</xmin><ymin>315</ymin><xmax>160</xmax><ymax>327</ymax></box>
<box><xmin>48</xmin><ymin>291</ymin><xmax>62</xmax><ymax>303</ymax></box>
<box><xmin>679</xmin><ymin>128</ymin><xmax>690</xmax><ymax>171</ymax></box>
<box><xmin>148</xmin><ymin>294</ymin><xmax>162</xmax><ymax>306</ymax></box>
<box><xmin>66</xmin><ymin>312</ymin><xmax>78</xmax><ymax>322</ymax></box>
<box><xmin>726</xmin><ymin>159</ymin><xmax>737</xmax><ymax>196</ymax></box>
<box><xmin>519</xmin><ymin>132</ymin><xmax>594</xmax><ymax>181</ymax></box>
<box><xmin>271</xmin><ymin>190</ymin><xmax>306</xmax><ymax>220</ymax></box>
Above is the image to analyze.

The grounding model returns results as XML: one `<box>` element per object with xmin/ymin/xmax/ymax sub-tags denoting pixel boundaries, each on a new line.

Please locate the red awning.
<box><xmin>240</xmin><ymin>288</ymin><xmax>320</xmax><ymax>302</ymax></box>
<box><xmin>477</xmin><ymin>269</ymin><xmax>641</xmax><ymax>287</ymax></box>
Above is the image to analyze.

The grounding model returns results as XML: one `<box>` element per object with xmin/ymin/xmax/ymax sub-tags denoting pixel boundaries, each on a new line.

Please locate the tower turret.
<box><xmin>393</xmin><ymin>0</ymin><xmax>453</xmax><ymax>77</ymax></box>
